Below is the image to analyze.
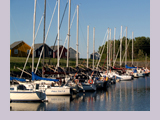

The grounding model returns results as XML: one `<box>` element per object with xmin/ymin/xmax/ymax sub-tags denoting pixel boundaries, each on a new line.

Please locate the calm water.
<box><xmin>10</xmin><ymin>76</ymin><xmax>150</xmax><ymax>111</ymax></box>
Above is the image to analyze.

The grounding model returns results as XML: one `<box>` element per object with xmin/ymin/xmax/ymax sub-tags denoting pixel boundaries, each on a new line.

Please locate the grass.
<box><xmin>10</xmin><ymin>57</ymin><xmax>150</xmax><ymax>72</ymax></box>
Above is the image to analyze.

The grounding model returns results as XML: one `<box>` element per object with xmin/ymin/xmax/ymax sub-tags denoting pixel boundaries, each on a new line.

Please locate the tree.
<box><xmin>138</xmin><ymin>49</ymin><xmax>144</xmax><ymax>59</ymax></box>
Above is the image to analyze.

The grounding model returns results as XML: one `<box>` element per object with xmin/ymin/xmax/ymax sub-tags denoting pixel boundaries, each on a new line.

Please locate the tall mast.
<box><xmin>132</xmin><ymin>32</ymin><xmax>134</xmax><ymax>65</ymax></box>
<box><xmin>113</xmin><ymin>27</ymin><xmax>116</xmax><ymax>66</ymax></box>
<box><xmin>107</xmin><ymin>28</ymin><xmax>109</xmax><ymax>74</ymax></box>
<box><xmin>32</xmin><ymin>0</ymin><xmax>37</xmax><ymax>79</ymax></box>
<box><xmin>93</xmin><ymin>27</ymin><xmax>95</xmax><ymax>70</ymax></box>
<box><xmin>42</xmin><ymin>0</ymin><xmax>46</xmax><ymax>77</ymax></box>
<box><xmin>87</xmin><ymin>25</ymin><xmax>89</xmax><ymax>68</ymax></box>
<box><xmin>67</xmin><ymin>0</ymin><xmax>71</xmax><ymax>67</ymax></box>
<box><xmin>57</xmin><ymin>0</ymin><xmax>60</xmax><ymax>68</ymax></box>
<box><xmin>76</xmin><ymin>5</ymin><xmax>79</xmax><ymax>67</ymax></box>
<box><xmin>120</xmin><ymin>26</ymin><xmax>122</xmax><ymax>67</ymax></box>
<box><xmin>109</xmin><ymin>29</ymin><xmax>111</xmax><ymax>67</ymax></box>
<box><xmin>125</xmin><ymin>27</ymin><xmax>127</xmax><ymax>65</ymax></box>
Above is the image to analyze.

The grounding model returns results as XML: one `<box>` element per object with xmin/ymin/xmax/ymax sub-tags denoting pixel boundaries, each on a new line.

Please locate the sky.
<box><xmin>10</xmin><ymin>0</ymin><xmax>150</xmax><ymax>58</ymax></box>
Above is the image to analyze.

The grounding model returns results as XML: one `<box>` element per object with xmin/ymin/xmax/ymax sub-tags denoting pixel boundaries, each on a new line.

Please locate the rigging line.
<box><xmin>113</xmin><ymin>46</ymin><xmax>120</xmax><ymax>67</ymax></box>
<box><xmin>113</xmin><ymin>35</ymin><xmax>121</xmax><ymax>67</ymax></box>
<box><xmin>96</xmin><ymin>29</ymin><xmax>109</xmax><ymax>69</ymax></box>
<box><xmin>37</xmin><ymin>0</ymin><xmax>43</xmax><ymax>15</ymax></box>
<box><xmin>121</xmin><ymin>37</ymin><xmax>131</xmax><ymax>64</ymax></box>
<box><xmin>50</xmin><ymin>0</ymin><xmax>68</xmax><ymax>63</ymax></box>
<box><xmin>55</xmin><ymin>7</ymin><xmax>77</xmax><ymax>69</ymax></box>
<box><xmin>10</xmin><ymin>15</ymin><xmax>21</xmax><ymax>41</ymax></box>
<box><xmin>47</xmin><ymin>0</ymin><xmax>57</xmax><ymax>15</ymax></box>
<box><xmin>94</xmin><ymin>28</ymin><xmax>108</xmax><ymax>68</ymax></box>
<box><xmin>20</xmin><ymin>15</ymin><xmax>44</xmax><ymax>78</ymax></box>
<box><xmin>35</xmin><ymin>0</ymin><xmax>58</xmax><ymax>74</ymax></box>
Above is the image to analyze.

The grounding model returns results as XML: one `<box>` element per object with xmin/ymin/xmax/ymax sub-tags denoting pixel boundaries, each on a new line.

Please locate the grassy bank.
<box><xmin>10</xmin><ymin>57</ymin><xmax>150</xmax><ymax>72</ymax></box>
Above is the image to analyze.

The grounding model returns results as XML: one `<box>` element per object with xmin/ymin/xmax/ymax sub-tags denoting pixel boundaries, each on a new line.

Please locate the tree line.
<box><xmin>98</xmin><ymin>36</ymin><xmax>150</xmax><ymax>61</ymax></box>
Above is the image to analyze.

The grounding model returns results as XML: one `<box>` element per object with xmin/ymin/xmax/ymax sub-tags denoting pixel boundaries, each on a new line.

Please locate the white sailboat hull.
<box><xmin>45</xmin><ymin>86</ymin><xmax>70</xmax><ymax>96</ymax></box>
<box><xmin>10</xmin><ymin>91</ymin><xmax>46</xmax><ymax>102</ymax></box>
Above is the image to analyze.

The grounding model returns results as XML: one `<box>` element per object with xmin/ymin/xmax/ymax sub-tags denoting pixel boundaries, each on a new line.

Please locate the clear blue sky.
<box><xmin>10</xmin><ymin>0</ymin><xmax>150</xmax><ymax>58</ymax></box>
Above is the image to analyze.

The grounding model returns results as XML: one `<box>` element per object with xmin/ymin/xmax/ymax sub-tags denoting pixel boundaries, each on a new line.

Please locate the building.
<box><xmin>50</xmin><ymin>45</ymin><xmax>68</xmax><ymax>58</ymax></box>
<box><xmin>69</xmin><ymin>47</ymin><xmax>80</xmax><ymax>59</ymax></box>
<box><xmin>34</xmin><ymin>43</ymin><xmax>53</xmax><ymax>58</ymax></box>
<box><xmin>90</xmin><ymin>52</ymin><xmax>100</xmax><ymax>60</ymax></box>
<box><xmin>10</xmin><ymin>41</ymin><xmax>32</xmax><ymax>57</ymax></box>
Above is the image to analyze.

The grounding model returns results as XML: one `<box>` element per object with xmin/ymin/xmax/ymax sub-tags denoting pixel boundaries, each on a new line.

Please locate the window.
<box><xmin>38</xmin><ymin>51</ymin><xmax>40</xmax><ymax>55</ymax></box>
<box><xmin>14</xmin><ymin>49</ymin><xmax>18</xmax><ymax>54</ymax></box>
<box><xmin>65</xmin><ymin>52</ymin><xmax>67</xmax><ymax>56</ymax></box>
<box><xmin>49</xmin><ymin>51</ymin><xmax>52</xmax><ymax>55</ymax></box>
<box><xmin>36</xmin><ymin>84</ymin><xmax>39</xmax><ymax>90</ymax></box>
<box><xmin>17</xmin><ymin>85</ymin><xmax>27</xmax><ymax>90</ymax></box>
<box><xmin>34</xmin><ymin>51</ymin><xmax>36</xmax><ymax>57</ymax></box>
<box><xmin>10</xmin><ymin>88</ymin><xmax>14</xmax><ymax>90</ymax></box>
<box><xmin>27</xmin><ymin>49</ymin><xmax>30</xmax><ymax>54</ymax></box>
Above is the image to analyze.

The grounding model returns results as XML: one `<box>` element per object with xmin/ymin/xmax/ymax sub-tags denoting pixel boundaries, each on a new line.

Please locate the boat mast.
<box><xmin>57</xmin><ymin>0</ymin><xmax>60</xmax><ymax>68</ymax></box>
<box><xmin>109</xmin><ymin>29</ymin><xmax>111</xmax><ymax>67</ymax></box>
<box><xmin>32</xmin><ymin>0</ymin><xmax>37</xmax><ymax>80</ymax></box>
<box><xmin>93</xmin><ymin>27</ymin><xmax>95</xmax><ymax>70</ymax></box>
<box><xmin>132</xmin><ymin>32</ymin><xmax>134</xmax><ymax>65</ymax></box>
<box><xmin>107</xmin><ymin>28</ymin><xmax>109</xmax><ymax>74</ymax></box>
<box><xmin>76</xmin><ymin>5</ymin><xmax>79</xmax><ymax>67</ymax></box>
<box><xmin>125</xmin><ymin>27</ymin><xmax>127</xmax><ymax>66</ymax></box>
<box><xmin>113</xmin><ymin>27</ymin><xmax>116</xmax><ymax>66</ymax></box>
<box><xmin>42</xmin><ymin>0</ymin><xmax>46</xmax><ymax>77</ymax></box>
<box><xmin>120</xmin><ymin>26</ymin><xmax>122</xmax><ymax>67</ymax></box>
<box><xmin>67</xmin><ymin>0</ymin><xmax>71</xmax><ymax>67</ymax></box>
<box><xmin>87</xmin><ymin>25</ymin><xmax>89</xmax><ymax>68</ymax></box>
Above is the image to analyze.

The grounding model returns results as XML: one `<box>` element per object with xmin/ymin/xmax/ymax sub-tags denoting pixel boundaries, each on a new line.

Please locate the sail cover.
<box><xmin>125</xmin><ymin>65</ymin><xmax>137</xmax><ymax>69</ymax></box>
<box><xmin>32</xmin><ymin>72</ymin><xmax>59</xmax><ymax>81</ymax></box>
<box><xmin>10</xmin><ymin>77</ymin><xmax>26</xmax><ymax>82</ymax></box>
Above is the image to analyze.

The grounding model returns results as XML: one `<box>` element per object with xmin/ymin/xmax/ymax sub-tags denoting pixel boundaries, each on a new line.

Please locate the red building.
<box><xmin>51</xmin><ymin>45</ymin><xmax>69</xmax><ymax>58</ymax></box>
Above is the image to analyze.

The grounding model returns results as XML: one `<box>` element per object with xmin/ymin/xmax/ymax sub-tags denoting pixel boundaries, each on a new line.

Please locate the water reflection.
<box><xmin>46</xmin><ymin>96</ymin><xmax>71</xmax><ymax>111</ymax></box>
<box><xmin>10</xmin><ymin>102</ymin><xmax>46</xmax><ymax>111</ymax></box>
<box><xmin>10</xmin><ymin>76</ymin><xmax>150</xmax><ymax>111</ymax></box>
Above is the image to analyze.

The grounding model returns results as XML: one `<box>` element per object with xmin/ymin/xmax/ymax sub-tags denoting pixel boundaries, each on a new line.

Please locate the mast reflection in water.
<box><xmin>10</xmin><ymin>76</ymin><xmax>150</xmax><ymax>111</ymax></box>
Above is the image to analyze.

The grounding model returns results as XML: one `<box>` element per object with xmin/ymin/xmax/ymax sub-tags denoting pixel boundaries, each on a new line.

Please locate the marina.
<box><xmin>9</xmin><ymin>0</ymin><xmax>151</xmax><ymax>112</ymax></box>
<box><xmin>10</xmin><ymin>75</ymin><xmax>150</xmax><ymax>111</ymax></box>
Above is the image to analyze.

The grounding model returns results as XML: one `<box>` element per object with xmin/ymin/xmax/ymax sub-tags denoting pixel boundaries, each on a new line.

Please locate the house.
<box><xmin>34</xmin><ymin>43</ymin><xmax>53</xmax><ymax>58</ymax></box>
<box><xmin>69</xmin><ymin>47</ymin><xmax>80</xmax><ymax>59</ymax></box>
<box><xmin>50</xmin><ymin>45</ymin><xmax>68</xmax><ymax>58</ymax></box>
<box><xmin>10</xmin><ymin>41</ymin><xmax>32</xmax><ymax>57</ymax></box>
<box><xmin>90</xmin><ymin>52</ymin><xmax>100</xmax><ymax>60</ymax></box>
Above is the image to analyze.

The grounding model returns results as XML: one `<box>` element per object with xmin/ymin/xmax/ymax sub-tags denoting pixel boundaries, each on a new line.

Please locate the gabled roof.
<box><xmin>34</xmin><ymin>43</ymin><xmax>52</xmax><ymax>51</ymax></box>
<box><xmin>50</xmin><ymin>45</ymin><xmax>64</xmax><ymax>52</ymax></box>
<box><xmin>90</xmin><ymin>52</ymin><xmax>100</xmax><ymax>55</ymax></box>
<box><xmin>10</xmin><ymin>41</ymin><xmax>24</xmax><ymax>49</ymax></box>
<box><xmin>69</xmin><ymin>47</ymin><xmax>80</xmax><ymax>54</ymax></box>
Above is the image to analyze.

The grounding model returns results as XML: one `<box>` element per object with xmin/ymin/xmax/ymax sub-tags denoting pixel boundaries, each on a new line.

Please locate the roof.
<box><xmin>34</xmin><ymin>43</ymin><xmax>52</xmax><ymax>51</ymax></box>
<box><xmin>50</xmin><ymin>45</ymin><xmax>64</xmax><ymax>52</ymax></box>
<box><xmin>69</xmin><ymin>47</ymin><xmax>80</xmax><ymax>54</ymax></box>
<box><xmin>10</xmin><ymin>41</ymin><xmax>24</xmax><ymax>49</ymax></box>
<box><xmin>90</xmin><ymin>52</ymin><xmax>100</xmax><ymax>55</ymax></box>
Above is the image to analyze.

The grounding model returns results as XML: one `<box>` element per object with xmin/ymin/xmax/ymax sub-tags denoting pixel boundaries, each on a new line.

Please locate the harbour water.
<box><xmin>10</xmin><ymin>76</ymin><xmax>150</xmax><ymax>111</ymax></box>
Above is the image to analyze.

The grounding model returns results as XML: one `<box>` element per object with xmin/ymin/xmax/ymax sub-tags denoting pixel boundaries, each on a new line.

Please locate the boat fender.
<box><xmin>106</xmin><ymin>77</ymin><xmax>108</xmax><ymax>81</ymax></box>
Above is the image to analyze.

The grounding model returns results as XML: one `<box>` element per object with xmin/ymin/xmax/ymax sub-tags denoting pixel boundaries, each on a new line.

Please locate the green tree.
<box><xmin>138</xmin><ymin>49</ymin><xmax>144</xmax><ymax>59</ymax></box>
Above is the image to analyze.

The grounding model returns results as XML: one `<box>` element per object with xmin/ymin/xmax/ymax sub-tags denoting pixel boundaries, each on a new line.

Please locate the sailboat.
<box><xmin>10</xmin><ymin>0</ymin><xmax>47</xmax><ymax>102</ymax></box>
